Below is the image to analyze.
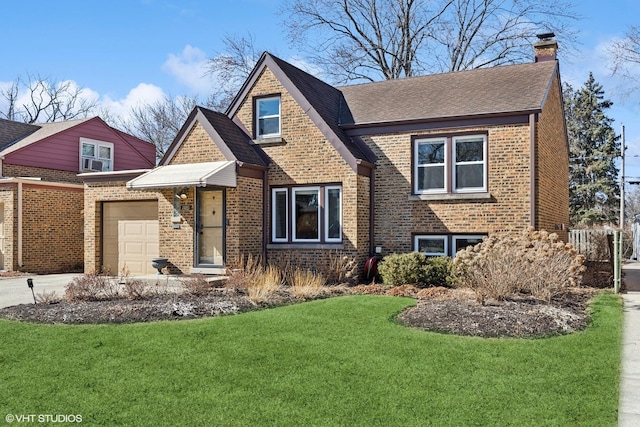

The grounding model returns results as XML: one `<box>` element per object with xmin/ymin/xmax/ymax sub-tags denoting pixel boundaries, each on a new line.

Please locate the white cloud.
<box><xmin>161</xmin><ymin>45</ymin><xmax>213</xmax><ymax>95</ymax></box>
<box><xmin>101</xmin><ymin>83</ymin><xmax>166</xmax><ymax>120</ymax></box>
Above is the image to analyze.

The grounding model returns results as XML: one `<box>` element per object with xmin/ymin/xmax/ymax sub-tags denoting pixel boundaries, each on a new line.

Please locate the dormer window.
<box><xmin>80</xmin><ymin>138</ymin><xmax>113</xmax><ymax>172</ymax></box>
<box><xmin>256</xmin><ymin>96</ymin><xmax>281</xmax><ymax>139</ymax></box>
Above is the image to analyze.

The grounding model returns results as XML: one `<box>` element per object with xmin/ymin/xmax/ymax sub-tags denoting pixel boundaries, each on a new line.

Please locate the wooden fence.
<box><xmin>568</xmin><ymin>229</ymin><xmax>613</xmax><ymax>261</ymax></box>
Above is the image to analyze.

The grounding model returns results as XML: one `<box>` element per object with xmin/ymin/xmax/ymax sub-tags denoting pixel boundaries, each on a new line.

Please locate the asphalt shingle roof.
<box><xmin>337</xmin><ymin>61</ymin><xmax>558</xmax><ymax>125</ymax></box>
<box><xmin>198</xmin><ymin>107</ymin><xmax>267</xmax><ymax>167</ymax></box>
<box><xmin>0</xmin><ymin>119</ymin><xmax>40</xmax><ymax>149</ymax></box>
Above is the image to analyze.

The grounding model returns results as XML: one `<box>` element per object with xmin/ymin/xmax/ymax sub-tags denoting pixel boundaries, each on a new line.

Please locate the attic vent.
<box><xmin>82</xmin><ymin>157</ymin><xmax>105</xmax><ymax>172</ymax></box>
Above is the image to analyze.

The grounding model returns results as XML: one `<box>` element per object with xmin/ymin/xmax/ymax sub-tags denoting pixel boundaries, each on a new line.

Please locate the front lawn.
<box><xmin>0</xmin><ymin>294</ymin><xmax>622</xmax><ymax>426</ymax></box>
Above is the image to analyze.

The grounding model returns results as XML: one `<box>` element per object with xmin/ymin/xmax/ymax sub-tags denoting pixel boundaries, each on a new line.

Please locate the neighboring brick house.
<box><xmin>0</xmin><ymin>117</ymin><xmax>155</xmax><ymax>273</ymax></box>
<box><xmin>82</xmin><ymin>36</ymin><xmax>569</xmax><ymax>277</ymax></box>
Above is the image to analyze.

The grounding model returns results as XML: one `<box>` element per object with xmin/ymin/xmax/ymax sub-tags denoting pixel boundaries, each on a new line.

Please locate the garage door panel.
<box><xmin>118</xmin><ymin>220</ymin><xmax>159</xmax><ymax>275</ymax></box>
<box><xmin>102</xmin><ymin>201</ymin><xmax>158</xmax><ymax>276</ymax></box>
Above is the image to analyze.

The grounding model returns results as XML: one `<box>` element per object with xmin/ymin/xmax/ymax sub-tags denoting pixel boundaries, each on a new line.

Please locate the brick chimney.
<box><xmin>534</xmin><ymin>32</ymin><xmax>558</xmax><ymax>62</ymax></box>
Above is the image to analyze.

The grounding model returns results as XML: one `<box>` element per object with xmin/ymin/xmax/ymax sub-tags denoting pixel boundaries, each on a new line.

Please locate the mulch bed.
<box><xmin>0</xmin><ymin>286</ymin><xmax>600</xmax><ymax>338</ymax></box>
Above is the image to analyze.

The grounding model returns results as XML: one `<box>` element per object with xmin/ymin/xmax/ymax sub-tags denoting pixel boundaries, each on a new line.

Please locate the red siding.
<box><xmin>4</xmin><ymin>117</ymin><xmax>155</xmax><ymax>172</ymax></box>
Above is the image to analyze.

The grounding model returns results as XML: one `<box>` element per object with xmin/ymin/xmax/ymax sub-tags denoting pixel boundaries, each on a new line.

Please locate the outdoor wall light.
<box><xmin>174</xmin><ymin>187</ymin><xmax>189</xmax><ymax>200</ymax></box>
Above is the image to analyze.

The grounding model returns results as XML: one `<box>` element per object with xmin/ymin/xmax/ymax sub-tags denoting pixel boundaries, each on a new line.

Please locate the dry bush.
<box><xmin>123</xmin><ymin>279</ymin><xmax>150</xmax><ymax>300</ymax></box>
<box><xmin>317</xmin><ymin>250</ymin><xmax>358</xmax><ymax>285</ymax></box>
<box><xmin>454</xmin><ymin>229</ymin><xmax>586</xmax><ymax>304</ymax></box>
<box><xmin>386</xmin><ymin>285</ymin><xmax>419</xmax><ymax>297</ymax></box>
<box><xmin>289</xmin><ymin>269</ymin><xmax>326</xmax><ymax>299</ymax></box>
<box><xmin>247</xmin><ymin>265</ymin><xmax>283</xmax><ymax>303</ymax></box>
<box><xmin>36</xmin><ymin>290</ymin><xmax>60</xmax><ymax>304</ymax></box>
<box><xmin>182</xmin><ymin>275</ymin><xmax>214</xmax><ymax>296</ymax></box>
<box><xmin>64</xmin><ymin>273</ymin><xmax>120</xmax><ymax>302</ymax></box>
<box><xmin>225</xmin><ymin>254</ymin><xmax>263</xmax><ymax>292</ymax></box>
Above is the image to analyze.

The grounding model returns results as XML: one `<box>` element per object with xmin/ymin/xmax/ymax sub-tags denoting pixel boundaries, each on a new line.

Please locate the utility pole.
<box><xmin>621</xmin><ymin>124</ymin><xmax>626</xmax><ymax>229</ymax></box>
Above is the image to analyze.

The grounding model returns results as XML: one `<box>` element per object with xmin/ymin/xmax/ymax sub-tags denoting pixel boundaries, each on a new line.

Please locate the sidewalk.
<box><xmin>619</xmin><ymin>261</ymin><xmax>640</xmax><ymax>426</ymax></box>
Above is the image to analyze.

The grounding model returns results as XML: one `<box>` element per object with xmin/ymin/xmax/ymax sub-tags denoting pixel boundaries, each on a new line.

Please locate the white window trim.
<box><xmin>292</xmin><ymin>186</ymin><xmax>321</xmax><ymax>243</ymax></box>
<box><xmin>256</xmin><ymin>96</ymin><xmax>281</xmax><ymax>139</ymax></box>
<box><xmin>324</xmin><ymin>186</ymin><xmax>342</xmax><ymax>243</ymax></box>
<box><xmin>271</xmin><ymin>188</ymin><xmax>288</xmax><ymax>243</ymax></box>
<box><xmin>414</xmin><ymin>137</ymin><xmax>448</xmax><ymax>194</ymax></box>
<box><xmin>452</xmin><ymin>235</ymin><xmax>485</xmax><ymax>255</ymax></box>
<box><xmin>414</xmin><ymin>235</ymin><xmax>448</xmax><ymax>256</ymax></box>
<box><xmin>80</xmin><ymin>138</ymin><xmax>114</xmax><ymax>172</ymax></box>
<box><xmin>452</xmin><ymin>135</ymin><xmax>487</xmax><ymax>193</ymax></box>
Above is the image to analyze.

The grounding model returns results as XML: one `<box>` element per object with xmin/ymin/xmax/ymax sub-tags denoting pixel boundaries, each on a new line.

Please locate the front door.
<box><xmin>196</xmin><ymin>189</ymin><xmax>225</xmax><ymax>267</ymax></box>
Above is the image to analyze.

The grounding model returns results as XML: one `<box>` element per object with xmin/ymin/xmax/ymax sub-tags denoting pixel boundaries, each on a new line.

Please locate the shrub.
<box><xmin>123</xmin><ymin>279</ymin><xmax>150</xmax><ymax>300</ymax></box>
<box><xmin>377</xmin><ymin>253</ymin><xmax>454</xmax><ymax>288</ymax></box>
<box><xmin>317</xmin><ymin>250</ymin><xmax>358</xmax><ymax>285</ymax></box>
<box><xmin>64</xmin><ymin>273</ymin><xmax>120</xmax><ymax>301</ymax></box>
<box><xmin>36</xmin><ymin>290</ymin><xmax>60</xmax><ymax>304</ymax></box>
<box><xmin>247</xmin><ymin>265</ymin><xmax>283</xmax><ymax>303</ymax></box>
<box><xmin>454</xmin><ymin>229</ymin><xmax>586</xmax><ymax>304</ymax></box>
<box><xmin>423</xmin><ymin>256</ymin><xmax>455</xmax><ymax>288</ymax></box>
<box><xmin>225</xmin><ymin>254</ymin><xmax>263</xmax><ymax>292</ymax></box>
<box><xmin>182</xmin><ymin>275</ymin><xmax>213</xmax><ymax>296</ymax></box>
<box><xmin>289</xmin><ymin>269</ymin><xmax>326</xmax><ymax>299</ymax></box>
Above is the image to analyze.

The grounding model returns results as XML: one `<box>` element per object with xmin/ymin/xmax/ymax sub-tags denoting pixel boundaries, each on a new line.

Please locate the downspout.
<box><xmin>17</xmin><ymin>181</ymin><xmax>23</xmax><ymax>267</ymax></box>
<box><xmin>529</xmin><ymin>113</ymin><xmax>537</xmax><ymax>229</ymax></box>
<box><xmin>369</xmin><ymin>169</ymin><xmax>375</xmax><ymax>256</ymax></box>
<box><xmin>262</xmin><ymin>168</ymin><xmax>268</xmax><ymax>264</ymax></box>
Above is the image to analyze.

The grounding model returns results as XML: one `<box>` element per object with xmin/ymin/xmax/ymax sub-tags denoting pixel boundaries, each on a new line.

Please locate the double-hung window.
<box><xmin>271</xmin><ymin>185</ymin><xmax>342</xmax><ymax>243</ymax></box>
<box><xmin>414</xmin><ymin>134</ymin><xmax>487</xmax><ymax>194</ymax></box>
<box><xmin>256</xmin><ymin>96</ymin><xmax>281</xmax><ymax>139</ymax></box>
<box><xmin>80</xmin><ymin>138</ymin><xmax>113</xmax><ymax>172</ymax></box>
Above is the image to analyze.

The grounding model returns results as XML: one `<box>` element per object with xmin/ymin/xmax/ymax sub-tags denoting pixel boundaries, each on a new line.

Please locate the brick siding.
<box><xmin>3</xmin><ymin>164</ymin><xmax>82</xmax><ymax>183</ymax></box>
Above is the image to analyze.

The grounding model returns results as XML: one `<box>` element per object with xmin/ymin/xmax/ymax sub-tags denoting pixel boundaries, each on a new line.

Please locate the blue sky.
<box><xmin>1</xmin><ymin>0</ymin><xmax>640</xmax><ymax>180</ymax></box>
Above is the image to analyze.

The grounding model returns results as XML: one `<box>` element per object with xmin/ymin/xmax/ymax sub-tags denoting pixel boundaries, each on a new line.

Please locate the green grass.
<box><xmin>0</xmin><ymin>294</ymin><xmax>622</xmax><ymax>426</ymax></box>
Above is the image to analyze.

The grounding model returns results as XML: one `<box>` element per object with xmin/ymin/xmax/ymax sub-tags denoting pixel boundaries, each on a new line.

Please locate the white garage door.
<box><xmin>102</xmin><ymin>201</ymin><xmax>158</xmax><ymax>276</ymax></box>
<box><xmin>118</xmin><ymin>220</ymin><xmax>159</xmax><ymax>275</ymax></box>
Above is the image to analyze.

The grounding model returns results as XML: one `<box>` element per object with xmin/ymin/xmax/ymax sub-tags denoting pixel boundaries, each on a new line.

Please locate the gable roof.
<box><xmin>0</xmin><ymin>119</ymin><xmax>40</xmax><ymax>149</ymax></box>
<box><xmin>0</xmin><ymin>118</ymin><xmax>91</xmax><ymax>156</ymax></box>
<box><xmin>161</xmin><ymin>106</ymin><xmax>267</xmax><ymax>167</ymax></box>
<box><xmin>227</xmin><ymin>52</ymin><xmax>376</xmax><ymax>172</ymax></box>
<box><xmin>338</xmin><ymin>60</ymin><xmax>558</xmax><ymax>126</ymax></box>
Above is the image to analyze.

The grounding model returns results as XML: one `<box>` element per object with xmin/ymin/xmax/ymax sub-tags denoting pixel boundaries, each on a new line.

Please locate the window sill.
<box><xmin>253</xmin><ymin>136</ymin><xmax>285</xmax><ymax>146</ymax></box>
<box><xmin>267</xmin><ymin>243</ymin><xmax>345</xmax><ymax>250</ymax></box>
<box><xmin>409</xmin><ymin>192</ymin><xmax>492</xmax><ymax>201</ymax></box>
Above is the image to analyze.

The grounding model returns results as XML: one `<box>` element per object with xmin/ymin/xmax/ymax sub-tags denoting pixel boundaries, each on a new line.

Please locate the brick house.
<box><xmin>82</xmin><ymin>37</ymin><xmax>569</xmax><ymax>277</ymax></box>
<box><xmin>0</xmin><ymin>117</ymin><xmax>155</xmax><ymax>273</ymax></box>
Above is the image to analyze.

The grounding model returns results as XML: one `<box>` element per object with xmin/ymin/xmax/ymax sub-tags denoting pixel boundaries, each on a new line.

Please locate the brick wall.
<box><xmin>20</xmin><ymin>185</ymin><xmax>84</xmax><ymax>273</ymax></box>
<box><xmin>363</xmin><ymin>124</ymin><xmax>533</xmax><ymax>254</ymax></box>
<box><xmin>234</xmin><ymin>68</ymin><xmax>370</xmax><ymax>269</ymax></box>
<box><xmin>0</xmin><ymin>183</ymin><xmax>83</xmax><ymax>273</ymax></box>
<box><xmin>84</xmin><ymin>181</ymin><xmax>162</xmax><ymax>273</ymax></box>
<box><xmin>535</xmin><ymin>73</ymin><xmax>570</xmax><ymax>242</ymax></box>
<box><xmin>3</xmin><ymin>164</ymin><xmax>82</xmax><ymax>183</ymax></box>
<box><xmin>170</xmin><ymin>122</ymin><xmax>228</xmax><ymax>164</ymax></box>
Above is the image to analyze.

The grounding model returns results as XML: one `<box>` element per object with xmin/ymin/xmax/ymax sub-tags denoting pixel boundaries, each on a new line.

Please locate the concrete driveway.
<box><xmin>0</xmin><ymin>274</ymin><xmax>81</xmax><ymax>308</ymax></box>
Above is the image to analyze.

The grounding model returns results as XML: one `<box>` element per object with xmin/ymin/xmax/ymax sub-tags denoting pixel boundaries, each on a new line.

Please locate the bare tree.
<box><xmin>280</xmin><ymin>0</ymin><xmax>579</xmax><ymax>83</ymax></box>
<box><xmin>206</xmin><ymin>33</ymin><xmax>265</xmax><ymax>111</ymax></box>
<box><xmin>608</xmin><ymin>26</ymin><xmax>640</xmax><ymax>92</ymax></box>
<box><xmin>117</xmin><ymin>94</ymin><xmax>202</xmax><ymax>161</ymax></box>
<box><xmin>0</xmin><ymin>74</ymin><xmax>99</xmax><ymax>123</ymax></box>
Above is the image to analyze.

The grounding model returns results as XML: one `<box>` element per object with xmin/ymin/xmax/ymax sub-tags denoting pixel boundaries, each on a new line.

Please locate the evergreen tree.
<box><xmin>563</xmin><ymin>73</ymin><xmax>620</xmax><ymax>226</ymax></box>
